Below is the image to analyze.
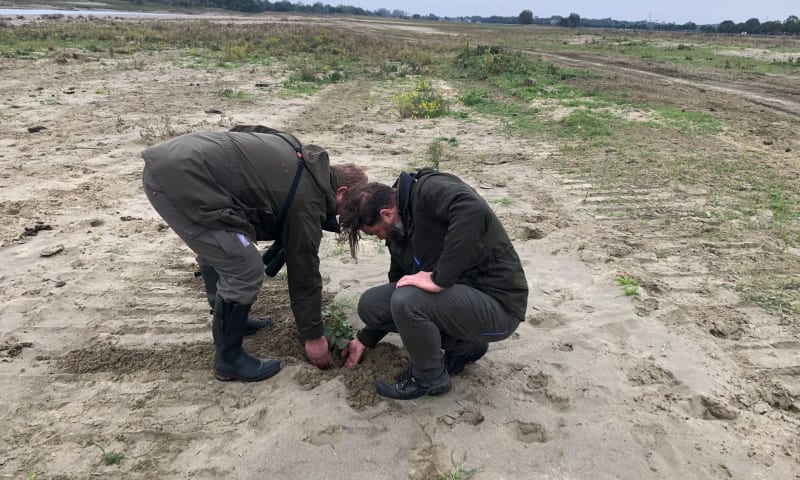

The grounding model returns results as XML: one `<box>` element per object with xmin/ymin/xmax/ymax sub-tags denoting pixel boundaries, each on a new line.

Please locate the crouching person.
<box><xmin>338</xmin><ymin>168</ymin><xmax>528</xmax><ymax>399</ymax></box>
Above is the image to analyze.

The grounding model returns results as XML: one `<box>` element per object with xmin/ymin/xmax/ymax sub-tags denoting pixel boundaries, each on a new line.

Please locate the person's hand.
<box><xmin>342</xmin><ymin>338</ymin><xmax>366</xmax><ymax>368</ymax></box>
<box><xmin>396</xmin><ymin>271</ymin><xmax>443</xmax><ymax>293</ymax></box>
<box><xmin>305</xmin><ymin>336</ymin><xmax>333</xmax><ymax>369</ymax></box>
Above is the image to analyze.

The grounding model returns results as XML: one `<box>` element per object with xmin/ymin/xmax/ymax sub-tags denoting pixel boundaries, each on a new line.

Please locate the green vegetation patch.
<box><xmin>448</xmin><ymin>47</ymin><xmax>721</xmax><ymax>145</ymax></box>
<box><xmin>511</xmin><ymin>34</ymin><xmax>800</xmax><ymax>75</ymax></box>
<box><xmin>739</xmin><ymin>274</ymin><xmax>800</xmax><ymax>315</ymax></box>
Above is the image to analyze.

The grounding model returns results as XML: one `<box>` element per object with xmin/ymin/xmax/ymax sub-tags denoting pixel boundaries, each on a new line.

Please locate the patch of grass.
<box><xmin>460</xmin><ymin>87</ymin><xmax>492</xmax><ymax>106</ymax></box>
<box><xmin>281</xmin><ymin>60</ymin><xmax>349</xmax><ymax>96</ymax></box>
<box><xmin>512</xmin><ymin>34</ymin><xmax>800</xmax><ymax>75</ymax></box>
<box><xmin>448</xmin><ymin>46</ymin><xmax>730</xmax><ymax>150</ymax></box>
<box><xmin>94</xmin><ymin>444</ymin><xmax>124</xmax><ymax>466</ymax></box>
<box><xmin>437</xmin><ymin>451</ymin><xmax>480</xmax><ymax>480</ymax></box>
<box><xmin>281</xmin><ymin>81</ymin><xmax>323</xmax><ymax>97</ymax></box>
<box><xmin>557</xmin><ymin>109</ymin><xmax>615</xmax><ymax>138</ymax></box>
<box><xmin>436</xmin><ymin>136</ymin><xmax>459</xmax><ymax>147</ymax></box>
<box><xmin>739</xmin><ymin>274</ymin><xmax>800</xmax><ymax>315</ymax></box>
<box><xmin>217</xmin><ymin>88</ymin><xmax>256</xmax><ymax>101</ymax></box>
<box><xmin>652</xmin><ymin>107</ymin><xmax>722</xmax><ymax>135</ymax></box>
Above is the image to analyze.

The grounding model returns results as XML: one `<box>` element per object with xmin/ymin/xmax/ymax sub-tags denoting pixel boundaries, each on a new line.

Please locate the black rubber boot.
<box><xmin>376</xmin><ymin>369</ymin><xmax>451</xmax><ymax>400</ymax></box>
<box><xmin>212</xmin><ymin>298</ymin><xmax>281</xmax><ymax>382</ymax></box>
<box><xmin>199</xmin><ymin>265</ymin><xmax>272</xmax><ymax>335</ymax></box>
<box><xmin>444</xmin><ymin>341</ymin><xmax>489</xmax><ymax>376</ymax></box>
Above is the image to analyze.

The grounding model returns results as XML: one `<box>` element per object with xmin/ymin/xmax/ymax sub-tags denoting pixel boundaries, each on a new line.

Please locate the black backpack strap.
<box><xmin>261</xmin><ymin>137</ymin><xmax>306</xmax><ymax>276</ymax></box>
<box><xmin>273</xmin><ymin>132</ymin><xmax>303</xmax><ymax>156</ymax></box>
<box><xmin>273</xmin><ymin>139</ymin><xmax>305</xmax><ymax>244</ymax></box>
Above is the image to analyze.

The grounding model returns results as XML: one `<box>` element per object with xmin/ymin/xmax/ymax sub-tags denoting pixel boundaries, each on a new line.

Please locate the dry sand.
<box><xmin>1</xmin><ymin>14</ymin><xmax>798</xmax><ymax>480</ymax></box>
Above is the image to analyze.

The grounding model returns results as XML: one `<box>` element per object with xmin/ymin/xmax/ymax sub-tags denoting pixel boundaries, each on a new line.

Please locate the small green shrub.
<box><xmin>322</xmin><ymin>301</ymin><xmax>355</xmax><ymax>352</ymax></box>
<box><xmin>614</xmin><ymin>275</ymin><xmax>640</xmax><ymax>297</ymax></box>
<box><xmin>393</xmin><ymin>79</ymin><xmax>449</xmax><ymax>119</ymax></box>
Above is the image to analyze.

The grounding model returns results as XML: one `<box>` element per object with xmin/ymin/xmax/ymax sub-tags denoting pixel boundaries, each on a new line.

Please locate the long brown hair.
<box><xmin>338</xmin><ymin>182</ymin><xmax>395</xmax><ymax>258</ymax></box>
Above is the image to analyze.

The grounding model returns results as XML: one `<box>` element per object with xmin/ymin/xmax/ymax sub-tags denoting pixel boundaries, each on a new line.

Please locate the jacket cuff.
<box><xmin>298</xmin><ymin>323</ymin><xmax>325</xmax><ymax>342</ymax></box>
<box><xmin>357</xmin><ymin>328</ymin><xmax>388</xmax><ymax>348</ymax></box>
<box><xmin>431</xmin><ymin>270</ymin><xmax>453</xmax><ymax>289</ymax></box>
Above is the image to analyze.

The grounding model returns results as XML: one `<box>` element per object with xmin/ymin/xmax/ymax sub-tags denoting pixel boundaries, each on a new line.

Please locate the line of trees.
<box><xmin>126</xmin><ymin>0</ymin><xmax>372</xmax><ymax>15</ymax></box>
<box><xmin>520</xmin><ymin>11</ymin><xmax>800</xmax><ymax>35</ymax></box>
<box><xmin>124</xmin><ymin>2</ymin><xmax>800</xmax><ymax>35</ymax></box>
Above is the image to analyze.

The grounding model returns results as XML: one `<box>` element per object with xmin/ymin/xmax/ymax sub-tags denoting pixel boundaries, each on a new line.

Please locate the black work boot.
<box><xmin>199</xmin><ymin>265</ymin><xmax>272</xmax><ymax>335</ymax></box>
<box><xmin>376</xmin><ymin>369</ymin><xmax>451</xmax><ymax>400</ymax></box>
<box><xmin>445</xmin><ymin>341</ymin><xmax>489</xmax><ymax>376</ymax></box>
<box><xmin>212</xmin><ymin>298</ymin><xmax>281</xmax><ymax>382</ymax></box>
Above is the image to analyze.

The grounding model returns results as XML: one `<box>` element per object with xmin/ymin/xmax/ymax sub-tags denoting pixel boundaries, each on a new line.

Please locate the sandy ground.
<box><xmin>1</xmin><ymin>14</ymin><xmax>799</xmax><ymax>480</ymax></box>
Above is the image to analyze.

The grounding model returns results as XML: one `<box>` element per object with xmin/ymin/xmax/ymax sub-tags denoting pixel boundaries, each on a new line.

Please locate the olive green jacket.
<box><xmin>142</xmin><ymin>131</ymin><xmax>337</xmax><ymax>340</ymax></box>
<box><xmin>388</xmin><ymin>169</ymin><xmax>529</xmax><ymax>321</ymax></box>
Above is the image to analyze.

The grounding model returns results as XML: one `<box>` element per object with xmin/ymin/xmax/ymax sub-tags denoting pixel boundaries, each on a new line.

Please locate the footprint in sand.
<box><xmin>524</xmin><ymin>371</ymin><xmax>571</xmax><ymax>412</ymax></box>
<box><xmin>437</xmin><ymin>407</ymin><xmax>485</xmax><ymax>427</ymax></box>
<box><xmin>509</xmin><ymin>420</ymin><xmax>548</xmax><ymax>443</ymax></box>
<box><xmin>304</xmin><ymin>425</ymin><xmax>346</xmax><ymax>446</ymax></box>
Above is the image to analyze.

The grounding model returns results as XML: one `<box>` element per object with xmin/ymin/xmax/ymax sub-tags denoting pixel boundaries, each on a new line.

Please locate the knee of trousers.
<box><xmin>388</xmin><ymin>287</ymin><xmax>428</xmax><ymax>325</ymax></box>
<box><xmin>358</xmin><ymin>285</ymin><xmax>391</xmax><ymax>328</ymax></box>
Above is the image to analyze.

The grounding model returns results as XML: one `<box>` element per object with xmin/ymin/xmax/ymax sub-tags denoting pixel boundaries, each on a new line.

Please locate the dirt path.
<box><xmin>1</xmin><ymin>18</ymin><xmax>798</xmax><ymax>479</ymax></box>
<box><xmin>529</xmin><ymin>50</ymin><xmax>800</xmax><ymax>117</ymax></box>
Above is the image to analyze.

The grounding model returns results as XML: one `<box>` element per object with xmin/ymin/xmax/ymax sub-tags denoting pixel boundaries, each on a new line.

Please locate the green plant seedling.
<box><xmin>322</xmin><ymin>301</ymin><xmax>355</xmax><ymax>353</ymax></box>
<box><xmin>614</xmin><ymin>275</ymin><xmax>639</xmax><ymax>297</ymax></box>
<box><xmin>94</xmin><ymin>444</ymin><xmax>124</xmax><ymax>466</ymax></box>
<box><xmin>437</xmin><ymin>450</ymin><xmax>480</xmax><ymax>480</ymax></box>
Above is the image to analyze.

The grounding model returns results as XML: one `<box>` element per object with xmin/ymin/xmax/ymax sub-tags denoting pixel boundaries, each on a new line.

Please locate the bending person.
<box><xmin>142</xmin><ymin>126</ymin><xmax>367</xmax><ymax>381</ymax></box>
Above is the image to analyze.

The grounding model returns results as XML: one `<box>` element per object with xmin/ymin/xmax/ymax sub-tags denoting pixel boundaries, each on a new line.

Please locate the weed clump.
<box><xmin>393</xmin><ymin>79</ymin><xmax>449</xmax><ymax>119</ymax></box>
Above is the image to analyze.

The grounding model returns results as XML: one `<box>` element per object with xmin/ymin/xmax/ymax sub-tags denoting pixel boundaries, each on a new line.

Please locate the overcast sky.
<box><xmin>339</xmin><ymin>1</ymin><xmax>797</xmax><ymax>25</ymax></box>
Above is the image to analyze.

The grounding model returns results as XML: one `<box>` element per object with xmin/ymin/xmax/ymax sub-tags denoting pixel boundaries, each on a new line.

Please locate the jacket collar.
<box><xmin>394</xmin><ymin>171</ymin><xmax>416</xmax><ymax>219</ymax></box>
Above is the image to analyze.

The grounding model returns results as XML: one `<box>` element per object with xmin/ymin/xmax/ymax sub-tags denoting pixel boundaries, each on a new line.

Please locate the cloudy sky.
<box><xmin>341</xmin><ymin>1</ymin><xmax>797</xmax><ymax>25</ymax></box>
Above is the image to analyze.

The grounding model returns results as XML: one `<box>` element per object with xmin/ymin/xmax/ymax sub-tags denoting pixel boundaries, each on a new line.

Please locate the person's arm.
<box><xmin>387</xmin><ymin>249</ymin><xmax>408</xmax><ymax>283</ymax></box>
<box><xmin>283</xmin><ymin>208</ymin><xmax>333</xmax><ymax>369</ymax></box>
<box><xmin>419</xmin><ymin>176</ymin><xmax>493</xmax><ymax>288</ymax></box>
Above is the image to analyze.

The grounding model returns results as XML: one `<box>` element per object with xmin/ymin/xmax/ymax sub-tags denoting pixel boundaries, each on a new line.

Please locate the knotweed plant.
<box><xmin>322</xmin><ymin>301</ymin><xmax>355</xmax><ymax>352</ymax></box>
<box><xmin>394</xmin><ymin>79</ymin><xmax>449</xmax><ymax>119</ymax></box>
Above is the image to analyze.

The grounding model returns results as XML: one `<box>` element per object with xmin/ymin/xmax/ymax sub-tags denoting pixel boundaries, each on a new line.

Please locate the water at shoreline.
<box><xmin>0</xmin><ymin>8</ymin><xmax>170</xmax><ymax>17</ymax></box>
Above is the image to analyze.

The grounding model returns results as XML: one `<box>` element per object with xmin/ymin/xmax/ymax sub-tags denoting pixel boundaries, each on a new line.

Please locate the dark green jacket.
<box><xmin>389</xmin><ymin>169</ymin><xmax>528</xmax><ymax>321</ymax></box>
<box><xmin>142</xmin><ymin>131</ymin><xmax>337</xmax><ymax>341</ymax></box>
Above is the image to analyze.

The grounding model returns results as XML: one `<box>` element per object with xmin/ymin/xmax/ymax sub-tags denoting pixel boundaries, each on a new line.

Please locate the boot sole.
<box><xmin>214</xmin><ymin>363</ymin><xmax>281</xmax><ymax>382</ymax></box>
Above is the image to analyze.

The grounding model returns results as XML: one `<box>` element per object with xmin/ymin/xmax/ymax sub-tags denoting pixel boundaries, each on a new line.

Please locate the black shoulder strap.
<box><xmin>273</xmin><ymin>132</ymin><xmax>303</xmax><ymax>155</ymax></box>
<box><xmin>273</xmin><ymin>134</ymin><xmax>305</xmax><ymax>246</ymax></box>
